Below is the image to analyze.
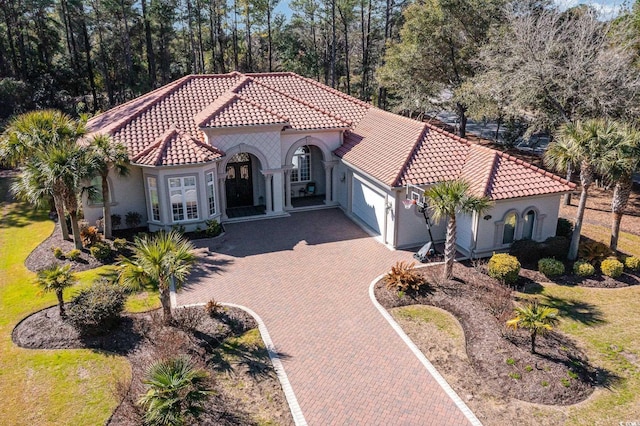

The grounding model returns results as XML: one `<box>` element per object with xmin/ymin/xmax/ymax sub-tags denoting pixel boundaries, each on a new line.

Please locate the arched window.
<box><xmin>502</xmin><ymin>211</ymin><xmax>517</xmax><ymax>244</ymax></box>
<box><xmin>291</xmin><ymin>146</ymin><xmax>311</xmax><ymax>182</ymax></box>
<box><xmin>522</xmin><ymin>210</ymin><xmax>536</xmax><ymax>240</ymax></box>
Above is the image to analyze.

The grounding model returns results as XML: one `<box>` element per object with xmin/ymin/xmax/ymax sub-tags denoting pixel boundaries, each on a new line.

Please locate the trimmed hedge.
<box><xmin>538</xmin><ymin>258</ymin><xmax>565</xmax><ymax>278</ymax></box>
<box><xmin>89</xmin><ymin>241</ymin><xmax>112</xmax><ymax>262</ymax></box>
<box><xmin>67</xmin><ymin>282</ymin><xmax>126</xmax><ymax>335</ymax></box>
<box><xmin>601</xmin><ymin>258</ymin><xmax>624</xmax><ymax>278</ymax></box>
<box><xmin>573</xmin><ymin>261</ymin><xmax>595</xmax><ymax>277</ymax></box>
<box><xmin>488</xmin><ymin>253</ymin><xmax>521</xmax><ymax>285</ymax></box>
<box><xmin>624</xmin><ymin>256</ymin><xmax>640</xmax><ymax>271</ymax></box>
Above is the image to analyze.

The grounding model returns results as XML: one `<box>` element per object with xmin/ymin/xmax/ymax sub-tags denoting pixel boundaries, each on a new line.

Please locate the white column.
<box><xmin>264</xmin><ymin>173</ymin><xmax>273</xmax><ymax>213</ymax></box>
<box><xmin>272</xmin><ymin>170</ymin><xmax>284</xmax><ymax>213</ymax></box>
<box><xmin>284</xmin><ymin>169</ymin><xmax>292</xmax><ymax>209</ymax></box>
<box><xmin>218</xmin><ymin>175</ymin><xmax>227</xmax><ymax>219</ymax></box>
<box><xmin>324</xmin><ymin>163</ymin><xmax>333</xmax><ymax>204</ymax></box>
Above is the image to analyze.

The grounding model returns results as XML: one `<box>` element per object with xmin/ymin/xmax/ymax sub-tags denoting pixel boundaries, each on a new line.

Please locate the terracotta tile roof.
<box><xmin>131</xmin><ymin>126</ymin><xmax>222</xmax><ymax>166</ymax></box>
<box><xmin>338</xmin><ymin>109</ymin><xmax>575</xmax><ymax>200</ymax></box>
<box><xmin>336</xmin><ymin>108</ymin><xmax>425</xmax><ymax>186</ymax></box>
<box><xmin>87</xmin><ymin>71</ymin><xmax>573</xmax><ymax>200</ymax></box>
<box><xmin>194</xmin><ymin>91</ymin><xmax>289</xmax><ymax>128</ymax></box>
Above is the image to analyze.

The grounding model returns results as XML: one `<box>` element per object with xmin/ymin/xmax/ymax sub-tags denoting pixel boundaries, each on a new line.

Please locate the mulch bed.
<box><xmin>13</xmin><ymin>305</ymin><xmax>293</xmax><ymax>426</ymax></box>
<box><xmin>25</xmin><ymin>221</ymin><xmax>109</xmax><ymax>273</ymax></box>
<box><xmin>375</xmin><ymin>263</ymin><xmax>605</xmax><ymax>406</ymax></box>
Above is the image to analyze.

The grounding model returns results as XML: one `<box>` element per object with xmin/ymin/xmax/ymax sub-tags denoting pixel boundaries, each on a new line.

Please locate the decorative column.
<box><xmin>264</xmin><ymin>173</ymin><xmax>273</xmax><ymax>213</ymax></box>
<box><xmin>218</xmin><ymin>175</ymin><xmax>227</xmax><ymax>220</ymax></box>
<box><xmin>284</xmin><ymin>169</ymin><xmax>292</xmax><ymax>209</ymax></box>
<box><xmin>323</xmin><ymin>161</ymin><xmax>337</xmax><ymax>204</ymax></box>
<box><xmin>272</xmin><ymin>170</ymin><xmax>284</xmax><ymax>213</ymax></box>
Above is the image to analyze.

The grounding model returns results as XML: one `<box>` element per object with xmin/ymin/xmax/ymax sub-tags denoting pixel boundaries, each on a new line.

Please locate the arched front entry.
<box><xmin>283</xmin><ymin>136</ymin><xmax>337</xmax><ymax>209</ymax></box>
<box><xmin>225</xmin><ymin>152</ymin><xmax>254</xmax><ymax>208</ymax></box>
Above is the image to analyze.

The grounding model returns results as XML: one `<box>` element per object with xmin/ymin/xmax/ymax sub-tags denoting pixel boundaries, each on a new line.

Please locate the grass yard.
<box><xmin>0</xmin><ymin>176</ymin><xmax>158</xmax><ymax>425</ymax></box>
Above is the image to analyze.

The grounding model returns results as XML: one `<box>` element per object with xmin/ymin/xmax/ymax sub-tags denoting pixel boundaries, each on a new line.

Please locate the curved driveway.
<box><xmin>178</xmin><ymin>209</ymin><xmax>472</xmax><ymax>425</ymax></box>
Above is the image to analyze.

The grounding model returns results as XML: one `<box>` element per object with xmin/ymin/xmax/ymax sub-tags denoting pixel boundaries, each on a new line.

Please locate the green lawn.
<box><xmin>0</xmin><ymin>177</ymin><xmax>155</xmax><ymax>425</ymax></box>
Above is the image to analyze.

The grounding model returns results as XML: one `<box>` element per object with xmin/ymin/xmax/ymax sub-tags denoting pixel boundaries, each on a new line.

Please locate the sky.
<box><xmin>274</xmin><ymin>0</ymin><xmax>632</xmax><ymax>21</ymax></box>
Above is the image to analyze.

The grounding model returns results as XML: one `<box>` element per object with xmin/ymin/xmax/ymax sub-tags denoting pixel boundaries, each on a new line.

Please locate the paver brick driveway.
<box><xmin>178</xmin><ymin>209</ymin><xmax>471</xmax><ymax>425</ymax></box>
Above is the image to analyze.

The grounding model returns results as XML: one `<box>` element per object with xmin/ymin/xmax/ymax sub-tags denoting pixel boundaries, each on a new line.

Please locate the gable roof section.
<box><xmin>131</xmin><ymin>126</ymin><xmax>222</xmax><ymax>166</ymax></box>
<box><xmin>336</xmin><ymin>108</ymin><xmax>426</xmax><ymax>186</ymax></box>
<box><xmin>337</xmin><ymin>110</ymin><xmax>575</xmax><ymax>200</ymax></box>
<box><xmin>194</xmin><ymin>91</ymin><xmax>289</xmax><ymax>128</ymax></box>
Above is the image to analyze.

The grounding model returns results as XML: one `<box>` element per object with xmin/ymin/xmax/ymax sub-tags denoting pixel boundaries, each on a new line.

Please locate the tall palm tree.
<box><xmin>545</xmin><ymin>119</ymin><xmax>616</xmax><ymax>260</ymax></box>
<box><xmin>506</xmin><ymin>300</ymin><xmax>559</xmax><ymax>353</ymax></box>
<box><xmin>35</xmin><ymin>264</ymin><xmax>77</xmax><ymax>318</ymax></box>
<box><xmin>87</xmin><ymin>134</ymin><xmax>130</xmax><ymax>239</ymax></box>
<box><xmin>116</xmin><ymin>231</ymin><xmax>196</xmax><ymax>324</ymax></box>
<box><xmin>599</xmin><ymin>124</ymin><xmax>640</xmax><ymax>252</ymax></box>
<box><xmin>423</xmin><ymin>179</ymin><xmax>491</xmax><ymax>281</ymax></box>
<box><xmin>138</xmin><ymin>356</ymin><xmax>212</xmax><ymax>426</ymax></box>
<box><xmin>0</xmin><ymin>110</ymin><xmax>86</xmax><ymax>241</ymax></box>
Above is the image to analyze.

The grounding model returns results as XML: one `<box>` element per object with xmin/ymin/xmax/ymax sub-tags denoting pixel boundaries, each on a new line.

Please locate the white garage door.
<box><xmin>352</xmin><ymin>176</ymin><xmax>386</xmax><ymax>235</ymax></box>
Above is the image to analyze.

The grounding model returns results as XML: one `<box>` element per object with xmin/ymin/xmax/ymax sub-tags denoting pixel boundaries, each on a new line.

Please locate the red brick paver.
<box><xmin>178</xmin><ymin>209</ymin><xmax>471</xmax><ymax>425</ymax></box>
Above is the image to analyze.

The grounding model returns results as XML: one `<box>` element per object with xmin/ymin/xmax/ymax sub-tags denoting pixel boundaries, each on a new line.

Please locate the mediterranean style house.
<box><xmin>84</xmin><ymin>72</ymin><xmax>574</xmax><ymax>257</ymax></box>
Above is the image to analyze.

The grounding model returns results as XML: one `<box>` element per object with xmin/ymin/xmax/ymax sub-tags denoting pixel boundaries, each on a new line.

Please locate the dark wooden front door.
<box><xmin>225</xmin><ymin>155</ymin><xmax>253</xmax><ymax>208</ymax></box>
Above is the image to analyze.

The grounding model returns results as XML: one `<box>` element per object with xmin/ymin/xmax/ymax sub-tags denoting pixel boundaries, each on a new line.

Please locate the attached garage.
<box><xmin>351</xmin><ymin>175</ymin><xmax>386</xmax><ymax>235</ymax></box>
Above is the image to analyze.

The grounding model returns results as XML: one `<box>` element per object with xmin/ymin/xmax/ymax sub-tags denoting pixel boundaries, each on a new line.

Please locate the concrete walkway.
<box><xmin>178</xmin><ymin>209</ymin><xmax>472</xmax><ymax>425</ymax></box>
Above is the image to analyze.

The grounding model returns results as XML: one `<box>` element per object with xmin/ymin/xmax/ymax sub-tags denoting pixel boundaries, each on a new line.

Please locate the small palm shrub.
<box><xmin>205</xmin><ymin>299</ymin><xmax>222</xmax><ymax>317</ymax></box>
<box><xmin>578</xmin><ymin>241</ymin><xmax>612</xmax><ymax>266</ymax></box>
<box><xmin>52</xmin><ymin>247</ymin><xmax>64</xmax><ymax>259</ymax></box>
<box><xmin>65</xmin><ymin>249</ymin><xmax>81</xmax><ymax>261</ymax></box>
<box><xmin>67</xmin><ymin>281</ymin><xmax>126</xmax><ymax>335</ymax></box>
<box><xmin>539</xmin><ymin>236</ymin><xmax>570</xmax><ymax>260</ymax></box>
<box><xmin>111</xmin><ymin>214</ymin><xmax>122</xmax><ymax>230</ymax></box>
<box><xmin>138</xmin><ymin>356</ymin><xmax>212</xmax><ymax>426</ymax></box>
<box><xmin>601</xmin><ymin>258</ymin><xmax>624</xmax><ymax>278</ymax></box>
<box><xmin>90</xmin><ymin>241</ymin><xmax>112</xmax><ymax>262</ymax></box>
<box><xmin>488</xmin><ymin>253</ymin><xmax>521</xmax><ymax>285</ymax></box>
<box><xmin>113</xmin><ymin>238</ymin><xmax>128</xmax><ymax>252</ymax></box>
<box><xmin>383</xmin><ymin>261</ymin><xmax>425</xmax><ymax>293</ymax></box>
<box><xmin>35</xmin><ymin>264</ymin><xmax>77</xmax><ymax>317</ymax></box>
<box><xmin>125</xmin><ymin>211</ymin><xmax>142</xmax><ymax>228</ymax></box>
<box><xmin>573</xmin><ymin>261</ymin><xmax>595</xmax><ymax>277</ymax></box>
<box><xmin>80</xmin><ymin>225</ymin><xmax>102</xmax><ymax>248</ymax></box>
<box><xmin>538</xmin><ymin>258</ymin><xmax>565</xmax><ymax>278</ymax></box>
<box><xmin>556</xmin><ymin>218</ymin><xmax>574</xmax><ymax>238</ymax></box>
<box><xmin>506</xmin><ymin>300</ymin><xmax>559</xmax><ymax>353</ymax></box>
<box><xmin>624</xmin><ymin>256</ymin><xmax>640</xmax><ymax>271</ymax></box>
<box><xmin>205</xmin><ymin>219</ymin><xmax>223</xmax><ymax>237</ymax></box>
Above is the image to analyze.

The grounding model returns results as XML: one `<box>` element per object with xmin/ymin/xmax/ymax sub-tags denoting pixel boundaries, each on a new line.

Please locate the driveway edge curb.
<box><xmin>178</xmin><ymin>302</ymin><xmax>307</xmax><ymax>426</ymax></box>
<box><xmin>368</xmin><ymin>275</ymin><xmax>483</xmax><ymax>426</ymax></box>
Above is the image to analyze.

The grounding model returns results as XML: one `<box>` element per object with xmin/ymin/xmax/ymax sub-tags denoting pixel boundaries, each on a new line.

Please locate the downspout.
<box><xmin>470</xmin><ymin>211</ymin><xmax>480</xmax><ymax>259</ymax></box>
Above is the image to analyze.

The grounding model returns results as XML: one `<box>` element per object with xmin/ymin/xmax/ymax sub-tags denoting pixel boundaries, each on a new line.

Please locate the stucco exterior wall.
<box><xmin>473</xmin><ymin>194</ymin><xmax>561</xmax><ymax>257</ymax></box>
<box><xmin>83</xmin><ymin>166</ymin><xmax>147</xmax><ymax>229</ymax></box>
<box><xmin>209</xmin><ymin>129</ymin><xmax>281</xmax><ymax>170</ymax></box>
<box><xmin>394</xmin><ymin>190</ymin><xmax>447</xmax><ymax>249</ymax></box>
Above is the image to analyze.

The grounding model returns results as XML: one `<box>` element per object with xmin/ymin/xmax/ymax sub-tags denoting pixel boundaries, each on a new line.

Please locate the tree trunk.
<box><xmin>569</xmin><ymin>166</ymin><xmax>593</xmax><ymax>261</ymax></box>
<box><xmin>456</xmin><ymin>102</ymin><xmax>467</xmax><ymax>138</ymax></box>
<box><xmin>563</xmin><ymin>164</ymin><xmax>572</xmax><ymax>205</ymax></box>
<box><xmin>81</xmin><ymin>17</ymin><xmax>98</xmax><ymax>112</ymax></box>
<box><xmin>159</xmin><ymin>285</ymin><xmax>173</xmax><ymax>325</ymax></box>
<box><xmin>610</xmin><ymin>175</ymin><xmax>632</xmax><ymax>252</ymax></box>
<box><xmin>232</xmin><ymin>0</ymin><xmax>239</xmax><ymax>70</ymax></box>
<box><xmin>56</xmin><ymin>289</ymin><xmax>66</xmax><ymax>318</ymax></box>
<box><xmin>444</xmin><ymin>215</ymin><xmax>457</xmax><ymax>280</ymax></box>
<box><xmin>69</xmin><ymin>210</ymin><xmax>83</xmax><ymax>250</ymax></box>
<box><xmin>337</xmin><ymin>4</ymin><xmax>350</xmax><ymax>95</ymax></box>
<box><xmin>267</xmin><ymin>5</ymin><xmax>273</xmax><ymax>72</ymax></box>
<box><xmin>141</xmin><ymin>0</ymin><xmax>156</xmax><ymax>87</ymax></box>
<box><xmin>101</xmin><ymin>173</ymin><xmax>112</xmax><ymax>239</ymax></box>
<box><xmin>53</xmin><ymin>193</ymin><xmax>70</xmax><ymax>240</ymax></box>
<box><xmin>330</xmin><ymin>0</ymin><xmax>336</xmax><ymax>88</ymax></box>
<box><xmin>531</xmin><ymin>330</ymin><xmax>536</xmax><ymax>353</ymax></box>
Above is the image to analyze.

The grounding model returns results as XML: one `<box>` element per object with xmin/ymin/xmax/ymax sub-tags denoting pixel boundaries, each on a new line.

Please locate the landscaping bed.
<box><xmin>13</xmin><ymin>305</ymin><xmax>293</xmax><ymax>426</ymax></box>
<box><xmin>375</xmin><ymin>263</ymin><xmax>600</xmax><ymax>407</ymax></box>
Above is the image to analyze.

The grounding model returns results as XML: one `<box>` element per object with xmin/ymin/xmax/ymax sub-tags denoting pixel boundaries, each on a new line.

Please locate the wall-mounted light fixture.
<box><xmin>483</xmin><ymin>214</ymin><xmax>492</xmax><ymax>220</ymax></box>
<box><xmin>340</xmin><ymin>173</ymin><xmax>346</xmax><ymax>182</ymax></box>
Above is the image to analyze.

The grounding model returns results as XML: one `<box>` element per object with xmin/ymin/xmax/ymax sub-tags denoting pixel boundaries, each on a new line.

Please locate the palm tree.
<box><xmin>116</xmin><ymin>231</ymin><xmax>196</xmax><ymax>324</ymax></box>
<box><xmin>35</xmin><ymin>264</ymin><xmax>77</xmax><ymax>318</ymax></box>
<box><xmin>545</xmin><ymin>119</ymin><xmax>616</xmax><ymax>260</ymax></box>
<box><xmin>423</xmin><ymin>179</ymin><xmax>491</xmax><ymax>281</ymax></box>
<box><xmin>0</xmin><ymin>110</ymin><xmax>86</xmax><ymax>241</ymax></box>
<box><xmin>87</xmin><ymin>134</ymin><xmax>130</xmax><ymax>239</ymax></box>
<box><xmin>138</xmin><ymin>356</ymin><xmax>212</xmax><ymax>426</ymax></box>
<box><xmin>598</xmin><ymin>124</ymin><xmax>640</xmax><ymax>252</ymax></box>
<box><xmin>506</xmin><ymin>300</ymin><xmax>559</xmax><ymax>353</ymax></box>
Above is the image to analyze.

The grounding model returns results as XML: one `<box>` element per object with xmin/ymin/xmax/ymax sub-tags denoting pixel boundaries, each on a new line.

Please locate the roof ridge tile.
<box><xmin>391</xmin><ymin>124</ymin><xmax>429</xmax><ymax>187</ymax></box>
<box><xmin>290</xmin><ymin>73</ymin><xmax>372</xmax><ymax>109</ymax></box>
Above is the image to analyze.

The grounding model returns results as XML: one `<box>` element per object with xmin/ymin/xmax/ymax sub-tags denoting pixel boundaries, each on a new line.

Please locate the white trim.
<box><xmin>368</xmin><ymin>274</ymin><xmax>483</xmax><ymax>426</ymax></box>
<box><xmin>176</xmin><ymin>301</ymin><xmax>307</xmax><ymax>426</ymax></box>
